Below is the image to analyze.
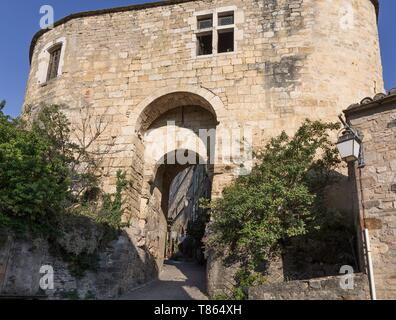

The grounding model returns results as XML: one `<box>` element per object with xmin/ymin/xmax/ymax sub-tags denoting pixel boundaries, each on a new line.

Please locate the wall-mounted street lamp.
<box><xmin>336</xmin><ymin>115</ymin><xmax>365</xmax><ymax>168</ymax></box>
<box><xmin>337</xmin><ymin>115</ymin><xmax>376</xmax><ymax>299</ymax></box>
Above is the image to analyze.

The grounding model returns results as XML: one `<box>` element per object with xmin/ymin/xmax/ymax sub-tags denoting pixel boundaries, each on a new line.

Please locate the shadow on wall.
<box><xmin>280</xmin><ymin>225</ymin><xmax>358</xmax><ymax>281</ymax></box>
<box><xmin>91</xmin><ymin>229</ymin><xmax>159</xmax><ymax>299</ymax></box>
<box><xmin>280</xmin><ymin>170</ymin><xmax>360</xmax><ymax>281</ymax></box>
<box><xmin>0</xmin><ymin>220</ymin><xmax>159</xmax><ymax>299</ymax></box>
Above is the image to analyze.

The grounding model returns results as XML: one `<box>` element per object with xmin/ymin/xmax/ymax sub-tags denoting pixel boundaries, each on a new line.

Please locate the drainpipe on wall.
<box><xmin>364</xmin><ymin>228</ymin><xmax>377</xmax><ymax>300</ymax></box>
<box><xmin>358</xmin><ymin>166</ymin><xmax>377</xmax><ymax>300</ymax></box>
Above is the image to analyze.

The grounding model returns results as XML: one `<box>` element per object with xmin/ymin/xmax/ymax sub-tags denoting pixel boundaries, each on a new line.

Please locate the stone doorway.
<box><xmin>132</xmin><ymin>91</ymin><xmax>219</xmax><ymax>269</ymax></box>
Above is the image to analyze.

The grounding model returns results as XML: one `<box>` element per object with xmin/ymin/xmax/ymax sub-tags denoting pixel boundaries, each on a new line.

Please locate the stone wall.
<box><xmin>206</xmin><ymin>251</ymin><xmax>240</xmax><ymax>297</ymax></box>
<box><xmin>206</xmin><ymin>229</ymin><xmax>360</xmax><ymax>298</ymax></box>
<box><xmin>0</xmin><ymin>229</ymin><xmax>157</xmax><ymax>299</ymax></box>
<box><xmin>249</xmin><ymin>273</ymin><xmax>370</xmax><ymax>300</ymax></box>
<box><xmin>23</xmin><ymin>0</ymin><xmax>383</xmax><ymax>283</ymax></box>
<box><xmin>345</xmin><ymin>91</ymin><xmax>396</xmax><ymax>300</ymax></box>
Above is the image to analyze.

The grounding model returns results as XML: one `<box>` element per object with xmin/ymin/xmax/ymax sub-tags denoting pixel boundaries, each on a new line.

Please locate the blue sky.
<box><xmin>0</xmin><ymin>0</ymin><xmax>395</xmax><ymax>117</ymax></box>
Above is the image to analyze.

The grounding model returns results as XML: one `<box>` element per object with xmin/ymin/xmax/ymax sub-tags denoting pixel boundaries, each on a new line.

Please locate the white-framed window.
<box><xmin>35</xmin><ymin>37</ymin><xmax>66</xmax><ymax>85</ymax></box>
<box><xmin>46</xmin><ymin>43</ymin><xmax>62</xmax><ymax>81</ymax></box>
<box><xmin>195</xmin><ymin>9</ymin><xmax>236</xmax><ymax>57</ymax></box>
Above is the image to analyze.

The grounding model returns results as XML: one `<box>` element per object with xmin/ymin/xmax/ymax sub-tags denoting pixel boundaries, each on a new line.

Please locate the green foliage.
<box><xmin>0</xmin><ymin>232</ymin><xmax>7</xmax><ymax>249</ymax></box>
<box><xmin>48</xmin><ymin>234</ymin><xmax>100</xmax><ymax>279</ymax></box>
<box><xmin>97</xmin><ymin>170</ymin><xmax>129</xmax><ymax>230</ymax></box>
<box><xmin>212</xmin><ymin>293</ymin><xmax>232</xmax><ymax>300</ymax></box>
<box><xmin>61</xmin><ymin>289</ymin><xmax>80</xmax><ymax>300</ymax></box>
<box><xmin>72</xmin><ymin>170</ymin><xmax>130</xmax><ymax>245</ymax></box>
<box><xmin>84</xmin><ymin>290</ymin><xmax>96</xmax><ymax>300</ymax></box>
<box><xmin>0</xmin><ymin>212</ymin><xmax>12</xmax><ymax>229</ymax></box>
<box><xmin>66</xmin><ymin>252</ymin><xmax>99</xmax><ymax>278</ymax></box>
<box><xmin>0</xmin><ymin>101</ymin><xmax>130</xmax><ymax>276</ymax></box>
<box><xmin>206</xmin><ymin>119</ymin><xmax>341</xmax><ymax>271</ymax></box>
<box><xmin>0</xmin><ymin>102</ymin><xmax>128</xmax><ymax>231</ymax></box>
<box><xmin>187</xmin><ymin>203</ymin><xmax>209</xmax><ymax>242</ymax></box>
<box><xmin>210</xmin><ymin>269</ymin><xmax>267</xmax><ymax>300</ymax></box>
<box><xmin>0</xmin><ymin>103</ymin><xmax>71</xmax><ymax>233</ymax></box>
<box><xmin>233</xmin><ymin>269</ymin><xmax>267</xmax><ymax>300</ymax></box>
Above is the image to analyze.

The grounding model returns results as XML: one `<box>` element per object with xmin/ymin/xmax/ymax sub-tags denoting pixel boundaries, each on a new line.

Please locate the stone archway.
<box><xmin>128</xmin><ymin>85</ymin><xmax>228</xmax><ymax>135</ymax></box>
<box><xmin>147</xmin><ymin>149</ymin><xmax>213</xmax><ymax>263</ymax></box>
<box><xmin>129</xmin><ymin>88</ymin><xmax>221</xmax><ymax>268</ymax></box>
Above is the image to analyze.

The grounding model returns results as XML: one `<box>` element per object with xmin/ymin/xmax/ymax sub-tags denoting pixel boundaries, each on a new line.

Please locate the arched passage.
<box><xmin>149</xmin><ymin>149</ymin><xmax>213</xmax><ymax>264</ymax></box>
<box><xmin>131</xmin><ymin>89</ymin><xmax>219</xmax><ymax>268</ymax></box>
<box><xmin>150</xmin><ymin>149</ymin><xmax>209</xmax><ymax>216</ymax></box>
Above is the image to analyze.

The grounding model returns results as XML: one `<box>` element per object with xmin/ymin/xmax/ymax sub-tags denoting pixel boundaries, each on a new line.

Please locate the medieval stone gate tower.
<box><xmin>24</xmin><ymin>0</ymin><xmax>382</xmax><ymax>269</ymax></box>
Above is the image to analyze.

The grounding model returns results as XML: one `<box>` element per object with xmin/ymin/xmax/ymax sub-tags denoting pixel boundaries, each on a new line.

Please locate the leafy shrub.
<box><xmin>233</xmin><ymin>269</ymin><xmax>267</xmax><ymax>300</ymax></box>
<box><xmin>61</xmin><ymin>289</ymin><xmax>80</xmax><ymax>300</ymax></box>
<box><xmin>212</xmin><ymin>293</ymin><xmax>231</xmax><ymax>300</ymax></box>
<box><xmin>0</xmin><ymin>102</ymin><xmax>128</xmax><ymax>231</ymax></box>
<box><xmin>0</xmin><ymin>102</ymin><xmax>71</xmax><ymax>232</ymax></box>
<box><xmin>96</xmin><ymin>170</ymin><xmax>128</xmax><ymax>230</ymax></box>
<box><xmin>0</xmin><ymin>101</ymin><xmax>130</xmax><ymax>276</ymax></box>
<box><xmin>205</xmin><ymin>120</ymin><xmax>341</xmax><ymax>294</ymax></box>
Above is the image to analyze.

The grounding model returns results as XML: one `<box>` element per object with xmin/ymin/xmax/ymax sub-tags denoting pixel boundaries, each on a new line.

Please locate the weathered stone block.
<box><xmin>248</xmin><ymin>274</ymin><xmax>370</xmax><ymax>300</ymax></box>
<box><xmin>365</xmin><ymin>218</ymin><xmax>383</xmax><ymax>230</ymax></box>
<box><xmin>363</xmin><ymin>200</ymin><xmax>380</xmax><ymax>210</ymax></box>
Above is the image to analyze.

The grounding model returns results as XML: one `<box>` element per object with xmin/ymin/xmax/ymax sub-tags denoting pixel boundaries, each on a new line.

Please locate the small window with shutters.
<box><xmin>46</xmin><ymin>44</ymin><xmax>62</xmax><ymax>82</ymax></box>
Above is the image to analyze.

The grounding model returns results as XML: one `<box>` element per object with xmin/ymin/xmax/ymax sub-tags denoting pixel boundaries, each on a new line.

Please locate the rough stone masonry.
<box><xmin>345</xmin><ymin>90</ymin><xmax>396</xmax><ymax>300</ymax></box>
<box><xmin>17</xmin><ymin>0</ymin><xmax>383</xmax><ymax>297</ymax></box>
